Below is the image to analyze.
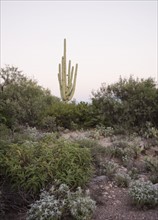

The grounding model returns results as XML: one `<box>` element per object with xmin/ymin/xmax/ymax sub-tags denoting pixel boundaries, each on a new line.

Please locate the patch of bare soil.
<box><xmin>88</xmin><ymin>176</ymin><xmax>158</xmax><ymax>220</ymax></box>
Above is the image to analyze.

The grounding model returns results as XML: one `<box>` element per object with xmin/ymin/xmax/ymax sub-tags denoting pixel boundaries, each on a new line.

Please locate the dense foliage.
<box><xmin>1</xmin><ymin>66</ymin><xmax>158</xmax><ymax>133</ymax></box>
<box><xmin>0</xmin><ymin>133</ymin><xmax>93</xmax><ymax>195</ymax></box>
<box><xmin>91</xmin><ymin>76</ymin><xmax>158</xmax><ymax>133</ymax></box>
<box><xmin>0</xmin><ymin>65</ymin><xmax>60</xmax><ymax>131</ymax></box>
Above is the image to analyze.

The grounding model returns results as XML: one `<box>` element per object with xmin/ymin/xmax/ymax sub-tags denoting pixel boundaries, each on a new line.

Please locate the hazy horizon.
<box><xmin>1</xmin><ymin>0</ymin><xmax>157</xmax><ymax>102</ymax></box>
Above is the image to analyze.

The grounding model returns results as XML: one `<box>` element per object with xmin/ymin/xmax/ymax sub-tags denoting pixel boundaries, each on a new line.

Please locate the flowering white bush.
<box><xmin>27</xmin><ymin>183</ymin><xmax>96</xmax><ymax>220</ymax></box>
<box><xmin>129</xmin><ymin>180</ymin><xmax>158</xmax><ymax>207</ymax></box>
<box><xmin>68</xmin><ymin>188</ymin><xmax>95</xmax><ymax>220</ymax></box>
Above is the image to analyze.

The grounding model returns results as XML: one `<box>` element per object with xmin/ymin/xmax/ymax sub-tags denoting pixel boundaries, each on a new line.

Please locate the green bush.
<box><xmin>129</xmin><ymin>180</ymin><xmax>158</xmax><ymax>207</ymax></box>
<box><xmin>27</xmin><ymin>182</ymin><xmax>96</xmax><ymax>220</ymax></box>
<box><xmin>0</xmin><ymin>135</ymin><xmax>93</xmax><ymax>194</ymax></box>
<box><xmin>0</xmin><ymin>65</ymin><xmax>60</xmax><ymax>130</ymax></box>
<box><xmin>48</xmin><ymin>101</ymin><xmax>94</xmax><ymax>130</ymax></box>
<box><xmin>0</xmin><ymin>141</ymin><xmax>47</xmax><ymax>194</ymax></box>
<box><xmin>50</xmin><ymin>141</ymin><xmax>93</xmax><ymax>188</ymax></box>
<box><xmin>115</xmin><ymin>172</ymin><xmax>131</xmax><ymax>187</ymax></box>
<box><xmin>91</xmin><ymin>76</ymin><xmax>158</xmax><ymax>132</ymax></box>
<box><xmin>74</xmin><ymin>138</ymin><xmax>110</xmax><ymax>169</ymax></box>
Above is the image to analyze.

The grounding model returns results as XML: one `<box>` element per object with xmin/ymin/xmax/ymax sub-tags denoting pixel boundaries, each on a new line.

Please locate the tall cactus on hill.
<box><xmin>58</xmin><ymin>39</ymin><xmax>78</xmax><ymax>102</ymax></box>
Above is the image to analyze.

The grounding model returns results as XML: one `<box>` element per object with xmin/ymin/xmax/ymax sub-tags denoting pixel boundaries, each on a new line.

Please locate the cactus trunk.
<box><xmin>58</xmin><ymin>39</ymin><xmax>78</xmax><ymax>102</ymax></box>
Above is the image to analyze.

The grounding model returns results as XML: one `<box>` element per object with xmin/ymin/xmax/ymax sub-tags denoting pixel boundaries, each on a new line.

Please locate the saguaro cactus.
<box><xmin>58</xmin><ymin>39</ymin><xmax>78</xmax><ymax>102</ymax></box>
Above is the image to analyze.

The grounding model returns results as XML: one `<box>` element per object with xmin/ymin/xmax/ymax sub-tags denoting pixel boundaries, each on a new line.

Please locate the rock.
<box><xmin>92</xmin><ymin>175</ymin><xmax>108</xmax><ymax>183</ymax></box>
<box><xmin>63</xmin><ymin>129</ymin><xmax>70</xmax><ymax>134</ymax></box>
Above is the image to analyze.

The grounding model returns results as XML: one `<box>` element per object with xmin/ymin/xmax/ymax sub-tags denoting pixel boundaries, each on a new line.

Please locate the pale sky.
<box><xmin>1</xmin><ymin>0</ymin><xmax>157</xmax><ymax>102</ymax></box>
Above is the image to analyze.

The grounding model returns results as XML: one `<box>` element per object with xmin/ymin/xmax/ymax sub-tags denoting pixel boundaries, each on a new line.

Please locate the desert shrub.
<box><xmin>0</xmin><ymin>124</ymin><xmax>11</xmax><ymax>140</ymax></box>
<box><xmin>40</xmin><ymin>116</ymin><xmax>57</xmax><ymax>132</ymax></box>
<box><xmin>105</xmin><ymin>141</ymin><xmax>130</xmax><ymax>160</ymax></box>
<box><xmin>95</xmin><ymin>125</ymin><xmax>114</xmax><ymax>137</ymax></box>
<box><xmin>142</xmin><ymin>122</ymin><xmax>158</xmax><ymax>139</ymax></box>
<box><xmin>86</xmin><ymin>129</ymin><xmax>101</xmax><ymax>140</ymax></box>
<box><xmin>38</xmin><ymin>132</ymin><xmax>60</xmax><ymax>144</ymax></box>
<box><xmin>86</xmin><ymin>125</ymin><xmax>115</xmax><ymax>139</ymax></box>
<box><xmin>27</xmin><ymin>182</ymin><xmax>96</xmax><ymax>220</ymax></box>
<box><xmin>113</xmin><ymin>140</ymin><xmax>130</xmax><ymax>149</ymax></box>
<box><xmin>98</xmin><ymin>160</ymin><xmax>118</xmax><ymax>178</ymax></box>
<box><xmin>74</xmin><ymin>138</ymin><xmax>99</xmax><ymax>149</ymax></box>
<box><xmin>0</xmin><ymin>136</ymin><xmax>93</xmax><ymax>194</ymax></box>
<box><xmin>75</xmin><ymin>102</ymin><xmax>96</xmax><ymax>128</ymax></box>
<box><xmin>12</xmin><ymin>126</ymin><xmax>45</xmax><ymax>143</ymax></box>
<box><xmin>128</xmin><ymin>167</ymin><xmax>139</xmax><ymax>180</ymax></box>
<box><xmin>106</xmin><ymin>145</ymin><xmax>125</xmax><ymax>159</ymax></box>
<box><xmin>0</xmin><ymin>65</ymin><xmax>60</xmax><ymax>130</ymax></box>
<box><xmin>91</xmin><ymin>76</ymin><xmax>158</xmax><ymax>132</ymax></box>
<box><xmin>129</xmin><ymin>180</ymin><xmax>158</xmax><ymax>207</ymax></box>
<box><xmin>129</xmin><ymin>144</ymin><xmax>144</xmax><ymax>159</ymax></box>
<box><xmin>106</xmin><ymin>141</ymin><xmax>143</xmax><ymax>165</ymax></box>
<box><xmin>0</xmin><ymin>141</ymin><xmax>48</xmax><ymax>194</ymax></box>
<box><xmin>48</xmin><ymin>101</ymin><xmax>94</xmax><ymax>130</ymax></box>
<box><xmin>144</xmin><ymin>156</ymin><xmax>158</xmax><ymax>183</ymax></box>
<box><xmin>74</xmin><ymin>138</ymin><xmax>108</xmax><ymax>168</ymax></box>
<box><xmin>50</xmin><ymin>141</ymin><xmax>93</xmax><ymax>188</ymax></box>
<box><xmin>115</xmin><ymin>172</ymin><xmax>131</xmax><ymax>187</ymax></box>
<box><xmin>48</xmin><ymin>101</ymin><xmax>77</xmax><ymax>130</ymax></box>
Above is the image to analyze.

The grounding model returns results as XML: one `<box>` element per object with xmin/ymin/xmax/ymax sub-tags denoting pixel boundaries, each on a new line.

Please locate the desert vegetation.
<box><xmin>0</xmin><ymin>65</ymin><xmax>158</xmax><ymax>219</ymax></box>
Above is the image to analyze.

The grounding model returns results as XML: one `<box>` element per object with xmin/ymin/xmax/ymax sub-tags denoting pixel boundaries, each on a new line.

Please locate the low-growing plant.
<box><xmin>74</xmin><ymin>138</ymin><xmax>99</xmax><ymax>149</ymax></box>
<box><xmin>105</xmin><ymin>142</ymin><xmax>130</xmax><ymax>161</ymax></box>
<box><xmin>27</xmin><ymin>182</ymin><xmax>96</xmax><ymax>220</ymax></box>
<box><xmin>128</xmin><ymin>167</ymin><xmax>139</xmax><ymax>180</ymax></box>
<box><xmin>98</xmin><ymin>160</ymin><xmax>118</xmax><ymax>178</ymax></box>
<box><xmin>129</xmin><ymin>180</ymin><xmax>158</xmax><ymax>207</ymax></box>
<box><xmin>130</xmin><ymin>144</ymin><xmax>144</xmax><ymax>159</ymax></box>
<box><xmin>144</xmin><ymin>156</ymin><xmax>158</xmax><ymax>183</ymax></box>
<box><xmin>115</xmin><ymin>172</ymin><xmax>131</xmax><ymax>187</ymax></box>
<box><xmin>74</xmin><ymin>138</ymin><xmax>107</xmax><ymax>160</ymax></box>
<box><xmin>95</xmin><ymin>125</ymin><xmax>114</xmax><ymax>137</ymax></box>
<box><xmin>12</xmin><ymin>126</ymin><xmax>45</xmax><ymax>143</ymax></box>
<box><xmin>86</xmin><ymin>129</ymin><xmax>100</xmax><ymax>140</ymax></box>
<box><xmin>141</xmin><ymin>122</ymin><xmax>158</xmax><ymax>139</ymax></box>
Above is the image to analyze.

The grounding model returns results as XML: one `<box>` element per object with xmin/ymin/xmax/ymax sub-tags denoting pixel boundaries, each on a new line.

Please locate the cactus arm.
<box><xmin>70</xmin><ymin>66</ymin><xmax>74</xmax><ymax>87</ymax></box>
<box><xmin>68</xmin><ymin>60</ymin><xmax>71</xmax><ymax>87</ymax></box>
<box><xmin>68</xmin><ymin>63</ymin><xmax>78</xmax><ymax>100</ymax></box>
